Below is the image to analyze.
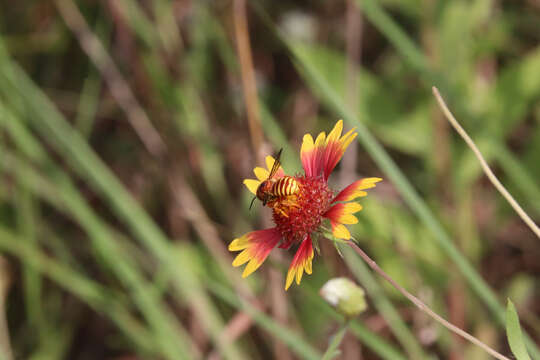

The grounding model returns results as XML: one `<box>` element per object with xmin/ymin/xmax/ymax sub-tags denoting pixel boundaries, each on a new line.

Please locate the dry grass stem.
<box><xmin>54</xmin><ymin>0</ymin><xmax>166</xmax><ymax>157</ymax></box>
<box><xmin>208</xmin><ymin>312</ymin><xmax>255</xmax><ymax>360</ymax></box>
<box><xmin>349</xmin><ymin>242</ymin><xmax>510</xmax><ymax>360</ymax></box>
<box><xmin>268</xmin><ymin>262</ymin><xmax>293</xmax><ymax>360</ymax></box>
<box><xmin>432</xmin><ymin>87</ymin><xmax>540</xmax><ymax>239</ymax></box>
<box><xmin>340</xmin><ymin>0</ymin><xmax>362</xmax><ymax>188</ymax></box>
<box><xmin>233</xmin><ymin>0</ymin><xmax>264</xmax><ymax>158</ymax></box>
<box><xmin>170</xmin><ymin>173</ymin><xmax>254</xmax><ymax>299</ymax></box>
<box><xmin>0</xmin><ymin>257</ymin><xmax>13</xmax><ymax>360</ymax></box>
<box><xmin>233</xmin><ymin>4</ymin><xmax>291</xmax><ymax>358</ymax></box>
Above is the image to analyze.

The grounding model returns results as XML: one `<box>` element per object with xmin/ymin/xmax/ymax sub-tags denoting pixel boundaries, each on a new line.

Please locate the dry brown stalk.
<box><xmin>432</xmin><ymin>87</ymin><xmax>540</xmax><ymax>239</ymax></box>
<box><xmin>348</xmin><ymin>242</ymin><xmax>510</xmax><ymax>360</ymax></box>
<box><xmin>170</xmin><ymin>173</ymin><xmax>254</xmax><ymax>299</ymax></box>
<box><xmin>232</xmin><ymin>3</ymin><xmax>291</xmax><ymax>359</ymax></box>
<box><xmin>0</xmin><ymin>257</ymin><xmax>13</xmax><ymax>360</ymax></box>
<box><xmin>232</xmin><ymin>0</ymin><xmax>264</xmax><ymax>159</ymax></box>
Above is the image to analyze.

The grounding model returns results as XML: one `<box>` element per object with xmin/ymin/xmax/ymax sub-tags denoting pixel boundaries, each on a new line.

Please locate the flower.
<box><xmin>229</xmin><ymin>120</ymin><xmax>382</xmax><ymax>290</ymax></box>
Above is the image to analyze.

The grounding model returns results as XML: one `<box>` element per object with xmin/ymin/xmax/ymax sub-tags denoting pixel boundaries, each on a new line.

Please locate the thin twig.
<box><xmin>348</xmin><ymin>242</ymin><xmax>510</xmax><ymax>360</ymax></box>
<box><xmin>54</xmin><ymin>0</ymin><xmax>166</xmax><ymax>157</ymax></box>
<box><xmin>432</xmin><ymin>86</ymin><xmax>540</xmax><ymax>239</ymax></box>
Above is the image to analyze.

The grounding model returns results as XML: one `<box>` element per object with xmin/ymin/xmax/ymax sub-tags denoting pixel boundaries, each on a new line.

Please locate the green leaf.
<box><xmin>506</xmin><ymin>299</ymin><xmax>532</xmax><ymax>360</ymax></box>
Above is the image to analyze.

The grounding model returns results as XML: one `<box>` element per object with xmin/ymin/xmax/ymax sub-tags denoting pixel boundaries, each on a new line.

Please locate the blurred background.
<box><xmin>0</xmin><ymin>0</ymin><xmax>539</xmax><ymax>359</ymax></box>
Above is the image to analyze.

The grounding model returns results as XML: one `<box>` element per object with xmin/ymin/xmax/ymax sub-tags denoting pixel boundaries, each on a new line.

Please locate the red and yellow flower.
<box><xmin>229</xmin><ymin>120</ymin><xmax>381</xmax><ymax>290</ymax></box>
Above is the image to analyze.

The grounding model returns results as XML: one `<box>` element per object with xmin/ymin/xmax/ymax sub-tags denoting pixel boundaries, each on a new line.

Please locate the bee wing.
<box><xmin>268</xmin><ymin>148</ymin><xmax>283</xmax><ymax>179</ymax></box>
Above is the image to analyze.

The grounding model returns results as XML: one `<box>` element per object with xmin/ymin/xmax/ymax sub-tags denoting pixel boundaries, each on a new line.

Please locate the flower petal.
<box><xmin>326</xmin><ymin>119</ymin><xmax>343</xmax><ymax>143</ymax></box>
<box><xmin>265</xmin><ymin>155</ymin><xmax>275</xmax><ymax>171</ymax></box>
<box><xmin>300</xmin><ymin>120</ymin><xmax>357</xmax><ymax>180</ymax></box>
<box><xmin>331</xmin><ymin>222</ymin><xmax>351</xmax><ymax>240</ymax></box>
<box><xmin>244</xmin><ymin>179</ymin><xmax>261</xmax><ymax>195</ymax></box>
<box><xmin>338</xmin><ymin>214</ymin><xmax>358</xmax><ymax>225</ymax></box>
<box><xmin>229</xmin><ymin>229</ymin><xmax>281</xmax><ymax>278</ymax></box>
<box><xmin>314</xmin><ymin>131</ymin><xmax>327</xmax><ymax>147</ymax></box>
<box><xmin>285</xmin><ymin>236</ymin><xmax>314</xmax><ymax>290</ymax></box>
<box><xmin>324</xmin><ymin>202</ymin><xmax>363</xmax><ymax>241</ymax></box>
<box><xmin>333</xmin><ymin>178</ymin><xmax>382</xmax><ymax>203</ymax></box>
<box><xmin>254</xmin><ymin>167</ymin><xmax>269</xmax><ymax>181</ymax></box>
<box><xmin>265</xmin><ymin>155</ymin><xmax>285</xmax><ymax>178</ymax></box>
<box><xmin>324</xmin><ymin>202</ymin><xmax>363</xmax><ymax>224</ymax></box>
<box><xmin>229</xmin><ymin>235</ymin><xmax>251</xmax><ymax>251</ymax></box>
<box><xmin>300</xmin><ymin>134</ymin><xmax>315</xmax><ymax>176</ymax></box>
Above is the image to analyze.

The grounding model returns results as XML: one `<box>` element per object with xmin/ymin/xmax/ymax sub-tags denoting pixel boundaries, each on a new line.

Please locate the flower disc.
<box><xmin>273</xmin><ymin>175</ymin><xmax>334</xmax><ymax>248</ymax></box>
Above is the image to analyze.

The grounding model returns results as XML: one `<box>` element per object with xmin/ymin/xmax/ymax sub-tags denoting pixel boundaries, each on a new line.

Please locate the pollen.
<box><xmin>273</xmin><ymin>175</ymin><xmax>334</xmax><ymax>248</ymax></box>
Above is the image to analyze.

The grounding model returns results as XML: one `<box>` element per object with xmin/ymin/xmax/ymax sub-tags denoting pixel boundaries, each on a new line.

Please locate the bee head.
<box><xmin>250</xmin><ymin>180</ymin><xmax>273</xmax><ymax>207</ymax></box>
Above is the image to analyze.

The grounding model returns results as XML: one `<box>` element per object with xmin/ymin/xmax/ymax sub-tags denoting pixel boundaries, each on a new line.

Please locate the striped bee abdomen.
<box><xmin>271</xmin><ymin>176</ymin><xmax>299</xmax><ymax>197</ymax></box>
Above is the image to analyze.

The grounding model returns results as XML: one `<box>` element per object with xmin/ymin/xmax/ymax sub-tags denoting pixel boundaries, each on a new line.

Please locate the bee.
<box><xmin>250</xmin><ymin>149</ymin><xmax>300</xmax><ymax>212</ymax></box>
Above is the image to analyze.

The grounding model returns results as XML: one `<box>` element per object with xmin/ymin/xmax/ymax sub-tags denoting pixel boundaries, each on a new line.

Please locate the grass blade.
<box><xmin>506</xmin><ymin>300</ymin><xmax>532</xmax><ymax>360</ymax></box>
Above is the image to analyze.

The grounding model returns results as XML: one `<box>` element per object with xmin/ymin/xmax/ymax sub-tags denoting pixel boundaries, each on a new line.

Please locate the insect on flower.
<box><xmin>250</xmin><ymin>149</ymin><xmax>301</xmax><ymax>217</ymax></box>
<box><xmin>229</xmin><ymin>120</ymin><xmax>382</xmax><ymax>290</ymax></box>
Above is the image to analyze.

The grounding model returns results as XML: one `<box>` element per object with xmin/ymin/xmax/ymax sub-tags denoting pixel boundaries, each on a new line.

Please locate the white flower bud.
<box><xmin>320</xmin><ymin>277</ymin><xmax>367</xmax><ymax>318</ymax></box>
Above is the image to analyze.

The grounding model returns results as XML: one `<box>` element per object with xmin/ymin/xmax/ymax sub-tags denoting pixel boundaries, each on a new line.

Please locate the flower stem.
<box><xmin>321</xmin><ymin>322</ymin><xmax>349</xmax><ymax>360</ymax></box>
<box><xmin>348</xmin><ymin>242</ymin><xmax>511</xmax><ymax>360</ymax></box>
<box><xmin>432</xmin><ymin>86</ymin><xmax>540</xmax><ymax>239</ymax></box>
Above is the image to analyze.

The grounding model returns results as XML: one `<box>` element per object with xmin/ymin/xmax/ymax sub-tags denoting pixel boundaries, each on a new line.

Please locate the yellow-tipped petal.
<box><xmin>349</xmin><ymin>178</ymin><xmax>381</xmax><ymax>198</ymax></box>
<box><xmin>333</xmin><ymin>178</ymin><xmax>382</xmax><ymax>203</ymax></box>
<box><xmin>265</xmin><ymin>155</ymin><xmax>277</xmax><ymax>171</ymax></box>
<box><xmin>341</xmin><ymin>131</ymin><xmax>357</xmax><ymax>150</ymax></box>
<box><xmin>244</xmin><ymin>179</ymin><xmax>261</xmax><ymax>195</ymax></box>
<box><xmin>296</xmin><ymin>264</ymin><xmax>303</xmax><ymax>285</ymax></box>
<box><xmin>228</xmin><ymin>236</ymin><xmax>250</xmax><ymax>251</ymax></box>
<box><xmin>314</xmin><ymin>131</ymin><xmax>326</xmax><ymax>148</ymax></box>
<box><xmin>229</xmin><ymin>228</ymin><xmax>281</xmax><ymax>279</ymax></box>
<box><xmin>339</xmin><ymin>214</ymin><xmax>359</xmax><ymax>225</ymax></box>
<box><xmin>333</xmin><ymin>224</ymin><xmax>351</xmax><ymax>240</ymax></box>
<box><xmin>305</xmin><ymin>258</ymin><xmax>313</xmax><ymax>274</ymax></box>
<box><xmin>363</xmin><ymin>177</ymin><xmax>383</xmax><ymax>187</ymax></box>
<box><xmin>232</xmin><ymin>249</ymin><xmax>252</xmax><ymax>267</ymax></box>
<box><xmin>254</xmin><ymin>167</ymin><xmax>269</xmax><ymax>181</ymax></box>
<box><xmin>353</xmin><ymin>191</ymin><xmax>368</xmax><ymax>198</ymax></box>
<box><xmin>242</xmin><ymin>258</ymin><xmax>262</xmax><ymax>278</ymax></box>
<box><xmin>340</xmin><ymin>127</ymin><xmax>355</xmax><ymax>142</ymax></box>
<box><xmin>326</xmin><ymin>119</ymin><xmax>343</xmax><ymax>144</ymax></box>
<box><xmin>285</xmin><ymin>268</ymin><xmax>295</xmax><ymax>290</ymax></box>
<box><xmin>301</xmin><ymin>134</ymin><xmax>314</xmax><ymax>154</ymax></box>
<box><xmin>344</xmin><ymin>202</ymin><xmax>363</xmax><ymax>214</ymax></box>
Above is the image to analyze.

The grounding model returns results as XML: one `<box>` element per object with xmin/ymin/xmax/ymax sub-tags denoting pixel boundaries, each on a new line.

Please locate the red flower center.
<box><xmin>272</xmin><ymin>175</ymin><xmax>334</xmax><ymax>248</ymax></box>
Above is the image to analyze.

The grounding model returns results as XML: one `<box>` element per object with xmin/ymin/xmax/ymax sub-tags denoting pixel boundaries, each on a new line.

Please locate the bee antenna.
<box><xmin>249</xmin><ymin>196</ymin><xmax>257</xmax><ymax>210</ymax></box>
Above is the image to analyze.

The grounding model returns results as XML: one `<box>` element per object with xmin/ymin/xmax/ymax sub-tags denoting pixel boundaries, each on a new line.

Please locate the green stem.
<box><xmin>321</xmin><ymin>323</ymin><xmax>349</xmax><ymax>360</ymax></box>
